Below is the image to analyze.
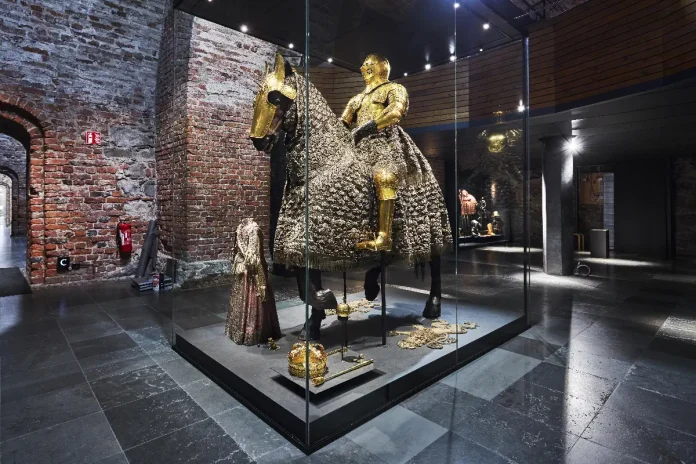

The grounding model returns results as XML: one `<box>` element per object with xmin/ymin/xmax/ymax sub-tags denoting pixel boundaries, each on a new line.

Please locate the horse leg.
<box><xmin>364</xmin><ymin>266</ymin><xmax>381</xmax><ymax>301</ymax></box>
<box><xmin>296</xmin><ymin>267</ymin><xmax>336</xmax><ymax>341</ymax></box>
<box><xmin>422</xmin><ymin>255</ymin><xmax>442</xmax><ymax>319</ymax></box>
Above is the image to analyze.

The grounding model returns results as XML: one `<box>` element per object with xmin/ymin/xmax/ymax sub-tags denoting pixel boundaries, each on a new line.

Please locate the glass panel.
<box><xmin>166</xmin><ymin>0</ymin><xmax>313</xmax><ymax>448</ymax></box>
<box><xmin>454</xmin><ymin>14</ymin><xmax>528</xmax><ymax>364</ymax></box>
<box><xmin>165</xmin><ymin>0</ymin><xmax>529</xmax><ymax>452</ymax></box>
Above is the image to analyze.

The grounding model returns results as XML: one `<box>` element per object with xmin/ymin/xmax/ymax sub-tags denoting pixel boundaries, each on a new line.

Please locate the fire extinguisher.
<box><xmin>117</xmin><ymin>221</ymin><xmax>133</xmax><ymax>254</ymax></box>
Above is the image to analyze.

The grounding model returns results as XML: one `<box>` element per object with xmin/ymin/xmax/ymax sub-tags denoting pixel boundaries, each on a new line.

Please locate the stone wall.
<box><xmin>0</xmin><ymin>0</ymin><xmax>167</xmax><ymax>283</ymax></box>
<box><xmin>157</xmin><ymin>12</ymin><xmax>286</xmax><ymax>285</ymax></box>
<box><xmin>0</xmin><ymin>135</ymin><xmax>27</xmax><ymax>235</ymax></box>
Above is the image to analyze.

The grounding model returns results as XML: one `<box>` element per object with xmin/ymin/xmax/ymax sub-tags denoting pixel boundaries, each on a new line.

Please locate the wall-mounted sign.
<box><xmin>85</xmin><ymin>131</ymin><xmax>102</xmax><ymax>145</ymax></box>
<box><xmin>57</xmin><ymin>256</ymin><xmax>70</xmax><ymax>273</ymax></box>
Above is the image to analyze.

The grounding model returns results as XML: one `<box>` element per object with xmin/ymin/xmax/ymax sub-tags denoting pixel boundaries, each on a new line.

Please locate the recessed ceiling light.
<box><xmin>403</xmin><ymin>72</ymin><xmax>408</xmax><ymax>76</ymax></box>
<box><xmin>450</xmin><ymin>55</ymin><xmax>456</xmax><ymax>62</ymax></box>
<box><xmin>454</xmin><ymin>2</ymin><xmax>460</xmax><ymax>8</ymax></box>
<box><xmin>288</xmin><ymin>43</ymin><xmax>294</xmax><ymax>49</ymax></box>
<box><xmin>479</xmin><ymin>47</ymin><xmax>483</xmax><ymax>52</ymax></box>
<box><xmin>424</xmin><ymin>63</ymin><xmax>431</xmax><ymax>70</ymax></box>
<box><xmin>327</xmin><ymin>57</ymin><xmax>333</xmax><ymax>63</ymax></box>
<box><xmin>483</xmin><ymin>23</ymin><xmax>490</xmax><ymax>30</ymax></box>
<box><xmin>240</xmin><ymin>25</ymin><xmax>248</xmax><ymax>33</ymax></box>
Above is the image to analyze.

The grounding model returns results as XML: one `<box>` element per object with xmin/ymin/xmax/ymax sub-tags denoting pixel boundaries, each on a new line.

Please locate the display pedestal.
<box><xmin>173</xmin><ymin>287</ymin><xmax>528</xmax><ymax>453</ymax></box>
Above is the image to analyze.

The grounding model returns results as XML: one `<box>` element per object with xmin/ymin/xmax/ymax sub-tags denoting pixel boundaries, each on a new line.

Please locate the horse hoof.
<box><xmin>308</xmin><ymin>289</ymin><xmax>337</xmax><ymax>311</ymax></box>
<box><xmin>364</xmin><ymin>268</ymin><xmax>381</xmax><ymax>301</ymax></box>
<box><xmin>422</xmin><ymin>296</ymin><xmax>441</xmax><ymax>319</ymax></box>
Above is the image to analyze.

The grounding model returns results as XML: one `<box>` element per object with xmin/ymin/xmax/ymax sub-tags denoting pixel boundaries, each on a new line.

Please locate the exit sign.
<box><xmin>85</xmin><ymin>131</ymin><xmax>102</xmax><ymax>145</ymax></box>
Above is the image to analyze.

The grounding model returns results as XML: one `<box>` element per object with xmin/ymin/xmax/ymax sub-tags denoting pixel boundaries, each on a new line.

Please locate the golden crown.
<box><xmin>287</xmin><ymin>342</ymin><xmax>328</xmax><ymax>378</ymax></box>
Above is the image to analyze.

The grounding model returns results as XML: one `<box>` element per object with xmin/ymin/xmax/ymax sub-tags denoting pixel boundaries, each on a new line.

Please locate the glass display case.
<box><xmin>166</xmin><ymin>0</ymin><xmax>531</xmax><ymax>453</ymax></box>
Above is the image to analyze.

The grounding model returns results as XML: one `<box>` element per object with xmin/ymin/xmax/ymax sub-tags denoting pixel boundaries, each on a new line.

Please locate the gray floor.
<box><xmin>0</xmin><ymin>252</ymin><xmax>695</xmax><ymax>463</ymax></box>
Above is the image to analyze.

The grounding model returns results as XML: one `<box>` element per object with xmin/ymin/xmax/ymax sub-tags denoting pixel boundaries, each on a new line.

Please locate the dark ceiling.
<box><xmin>174</xmin><ymin>0</ymin><xmax>529</xmax><ymax>76</ymax></box>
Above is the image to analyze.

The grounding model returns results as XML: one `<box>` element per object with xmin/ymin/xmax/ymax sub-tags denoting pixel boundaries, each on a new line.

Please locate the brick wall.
<box><xmin>0</xmin><ymin>0</ymin><xmax>167</xmax><ymax>283</ymax></box>
<box><xmin>0</xmin><ymin>134</ymin><xmax>27</xmax><ymax>235</ymax></box>
<box><xmin>157</xmin><ymin>12</ymin><xmax>286</xmax><ymax>284</ymax></box>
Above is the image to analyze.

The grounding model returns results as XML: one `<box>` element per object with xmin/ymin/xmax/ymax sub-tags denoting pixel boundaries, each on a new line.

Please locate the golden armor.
<box><xmin>287</xmin><ymin>342</ymin><xmax>328</xmax><ymax>378</ymax></box>
<box><xmin>342</xmin><ymin>54</ymin><xmax>410</xmax><ymax>252</ymax></box>
<box><xmin>250</xmin><ymin>53</ymin><xmax>296</xmax><ymax>140</ymax></box>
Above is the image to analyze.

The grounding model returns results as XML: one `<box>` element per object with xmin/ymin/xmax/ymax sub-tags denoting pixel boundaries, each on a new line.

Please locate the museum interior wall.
<box><xmin>0</xmin><ymin>0</ymin><xmax>167</xmax><ymax>283</ymax></box>
<box><xmin>1</xmin><ymin>0</ymin><xmax>696</xmax><ymax>285</ymax></box>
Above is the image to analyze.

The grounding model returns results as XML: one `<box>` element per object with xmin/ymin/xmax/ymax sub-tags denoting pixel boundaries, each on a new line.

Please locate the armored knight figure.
<box><xmin>342</xmin><ymin>54</ymin><xmax>452</xmax><ymax>317</ymax></box>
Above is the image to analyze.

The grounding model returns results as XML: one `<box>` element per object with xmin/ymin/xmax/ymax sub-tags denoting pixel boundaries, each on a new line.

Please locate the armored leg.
<box><xmin>357</xmin><ymin>169</ymin><xmax>397</xmax><ymax>252</ymax></box>
<box><xmin>295</xmin><ymin>268</ymin><xmax>336</xmax><ymax>341</ymax></box>
<box><xmin>423</xmin><ymin>255</ymin><xmax>442</xmax><ymax>319</ymax></box>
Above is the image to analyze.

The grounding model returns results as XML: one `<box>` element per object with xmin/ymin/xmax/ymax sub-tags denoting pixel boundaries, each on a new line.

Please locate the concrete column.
<box><xmin>542</xmin><ymin>135</ymin><xmax>575</xmax><ymax>275</ymax></box>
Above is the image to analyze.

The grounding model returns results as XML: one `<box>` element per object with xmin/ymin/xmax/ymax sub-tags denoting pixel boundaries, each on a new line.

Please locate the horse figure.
<box><xmin>250</xmin><ymin>53</ymin><xmax>446</xmax><ymax>341</ymax></box>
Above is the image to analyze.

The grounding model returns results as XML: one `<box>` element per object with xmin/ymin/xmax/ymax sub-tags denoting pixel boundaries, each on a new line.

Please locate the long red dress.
<box><xmin>225</xmin><ymin>219</ymin><xmax>281</xmax><ymax>345</ymax></box>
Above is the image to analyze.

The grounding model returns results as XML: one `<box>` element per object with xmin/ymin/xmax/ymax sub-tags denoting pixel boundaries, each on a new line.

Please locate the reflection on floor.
<box><xmin>0</xmin><ymin>251</ymin><xmax>695</xmax><ymax>463</ymax></box>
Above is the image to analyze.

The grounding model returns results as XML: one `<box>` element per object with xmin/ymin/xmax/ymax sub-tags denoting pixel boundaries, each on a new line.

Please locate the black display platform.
<box><xmin>174</xmin><ymin>287</ymin><xmax>528</xmax><ymax>453</ymax></box>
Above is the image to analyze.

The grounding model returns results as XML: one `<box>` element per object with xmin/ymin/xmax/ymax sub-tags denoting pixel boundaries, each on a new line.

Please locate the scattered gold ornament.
<box><xmin>267</xmin><ymin>338</ymin><xmax>280</xmax><ymax>351</ymax></box>
<box><xmin>389</xmin><ymin>319</ymin><xmax>477</xmax><ymax>350</ymax></box>
<box><xmin>325</xmin><ymin>298</ymin><xmax>376</xmax><ymax>316</ymax></box>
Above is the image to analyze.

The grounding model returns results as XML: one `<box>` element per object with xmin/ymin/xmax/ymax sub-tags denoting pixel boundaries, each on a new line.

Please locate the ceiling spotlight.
<box><xmin>565</xmin><ymin>138</ymin><xmax>582</xmax><ymax>153</ymax></box>
<box><xmin>403</xmin><ymin>72</ymin><xmax>408</xmax><ymax>76</ymax></box>
<box><xmin>450</xmin><ymin>55</ymin><xmax>456</xmax><ymax>62</ymax></box>
<box><xmin>518</xmin><ymin>100</ymin><xmax>526</xmax><ymax>112</ymax></box>
<box><xmin>479</xmin><ymin>47</ymin><xmax>484</xmax><ymax>52</ymax></box>
<box><xmin>424</xmin><ymin>63</ymin><xmax>431</xmax><ymax>70</ymax></box>
<box><xmin>454</xmin><ymin>3</ymin><xmax>460</xmax><ymax>8</ymax></box>
<box><xmin>240</xmin><ymin>25</ymin><xmax>248</xmax><ymax>33</ymax></box>
<box><xmin>483</xmin><ymin>23</ymin><xmax>490</xmax><ymax>30</ymax></box>
<box><xmin>327</xmin><ymin>57</ymin><xmax>333</xmax><ymax>63</ymax></box>
<box><xmin>288</xmin><ymin>43</ymin><xmax>294</xmax><ymax>49</ymax></box>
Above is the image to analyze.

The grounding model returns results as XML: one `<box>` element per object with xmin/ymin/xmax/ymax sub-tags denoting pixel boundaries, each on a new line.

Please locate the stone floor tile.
<box><xmin>582</xmin><ymin>406</ymin><xmax>696</xmax><ymax>463</ymax></box>
<box><xmin>159</xmin><ymin>357</ymin><xmax>207</xmax><ymax>386</ymax></box>
<box><xmin>449</xmin><ymin>394</ymin><xmax>578</xmax><ymax>464</ymax></box>
<box><xmin>70</xmin><ymin>332</ymin><xmax>138</xmax><ymax>361</ymax></box>
<box><xmin>0</xmin><ymin>342</ymin><xmax>75</xmax><ymax>377</ymax></box>
<box><xmin>546</xmin><ymin>345</ymin><xmax>633</xmax><ymax>382</ymax></box>
<box><xmin>492</xmin><ymin>379</ymin><xmax>601</xmax><ymax>436</ymax></box>
<box><xmin>1</xmin><ymin>383</ymin><xmax>101</xmax><ymax>441</ymax></box>
<box><xmin>90</xmin><ymin>365</ymin><xmax>179</xmax><ymax>410</ymax></box>
<box><xmin>62</xmin><ymin>320</ymin><xmax>124</xmax><ymax>344</ymax></box>
<box><xmin>499</xmin><ymin>335</ymin><xmax>561</xmax><ymax>360</ymax></box>
<box><xmin>292</xmin><ymin>437</ymin><xmax>385</xmax><ymax>464</ymax></box>
<box><xmin>125</xmin><ymin>418</ymin><xmax>252</xmax><ymax>464</ymax></box>
<box><xmin>183</xmin><ymin>378</ymin><xmax>240</xmax><ymax>416</ymax></box>
<box><xmin>604</xmin><ymin>384</ymin><xmax>696</xmax><ymax>436</ymax></box>
<box><xmin>406</xmin><ymin>431</ymin><xmax>512</xmax><ymax>464</ymax></box>
<box><xmin>565</xmin><ymin>438</ymin><xmax>645</xmax><ymax>464</ymax></box>
<box><xmin>104</xmin><ymin>387</ymin><xmax>208</xmax><ymax>450</ymax></box>
<box><xmin>347</xmin><ymin>406</ymin><xmax>447</xmax><ymax>464</ymax></box>
<box><xmin>0</xmin><ymin>412</ymin><xmax>121</xmax><ymax>464</ymax></box>
<box><xmin>441</xmin><ymin>348</ymin><xmax>541</xmax><ymax>400</ymax></box>
<box><xmin>1</xmin><ymin>359</ymin><xmax>86</xmax><ymax>404</ymax></box>
<box><xmin>521</xmin><ymin>361</ymin><xmax>617</xmax><ymax>405</ymax></box>
<box><xmin>214</xmin><ymin>406</ymin><xmax>289</xmax><ymax>461</ymax></box>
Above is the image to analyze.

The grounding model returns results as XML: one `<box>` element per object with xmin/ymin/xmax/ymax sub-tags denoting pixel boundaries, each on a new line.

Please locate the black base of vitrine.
<box><xmin>174</xmin><ymin>290</ymin><xmax>529</xmax><ymax>454</ymax></box>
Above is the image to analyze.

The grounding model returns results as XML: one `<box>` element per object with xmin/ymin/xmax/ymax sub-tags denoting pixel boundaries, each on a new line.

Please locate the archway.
<box><xmin>0</xmin><ymin>99</ymin><xmax>50</xmax><ymax>284</ymax></box>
